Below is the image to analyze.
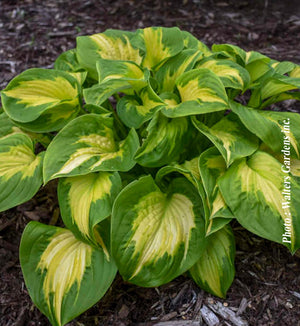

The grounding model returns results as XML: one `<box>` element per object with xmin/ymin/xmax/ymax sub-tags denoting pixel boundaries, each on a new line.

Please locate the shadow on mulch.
<box><xmin>0</xmin><ymin>1</ymin><xmax>300</xmax><ymax>325</ymax></box>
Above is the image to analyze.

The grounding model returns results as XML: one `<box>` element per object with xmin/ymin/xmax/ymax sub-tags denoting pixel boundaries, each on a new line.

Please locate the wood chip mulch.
<box><xmin>0</xmin><ymin>1</ymin><xmax>300</xmax><ymax>325</ymax></box>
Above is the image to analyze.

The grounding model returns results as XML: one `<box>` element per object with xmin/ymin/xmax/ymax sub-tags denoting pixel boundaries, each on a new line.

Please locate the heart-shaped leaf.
<box><xmin>111</xmin><ymin>175</ymin><xmax>207</xmax><ymax>287</ymax></box>
<box><xmin>43</xmin><ymin>114</ymin><xmax>139</xmax><ymax>182</ymax></box>
<box><xmin>20</xmin><ymin>222</ymin><xmax>117</xmax><ymax>326</ymax></box>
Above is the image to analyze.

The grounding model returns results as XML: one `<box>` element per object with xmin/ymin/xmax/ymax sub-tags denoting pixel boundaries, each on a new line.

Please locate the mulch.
<box><xmin>0</xmin><ymin>0</ymin><xmax>300</xmax><ymax>325</ymax></box>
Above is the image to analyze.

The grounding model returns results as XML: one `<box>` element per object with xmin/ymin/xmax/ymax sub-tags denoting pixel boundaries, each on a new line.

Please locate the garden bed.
<box><xmin>0</xmin><ymin>1</ymin><xmax>299</xmax><ymax>325</ymax></box>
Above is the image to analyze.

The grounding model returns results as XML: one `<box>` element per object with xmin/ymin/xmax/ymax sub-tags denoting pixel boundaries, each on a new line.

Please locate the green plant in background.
<box><xmin>1</xmin><ymin>26</ymin><xmax>300</xmax><ymax>326</ymax></box>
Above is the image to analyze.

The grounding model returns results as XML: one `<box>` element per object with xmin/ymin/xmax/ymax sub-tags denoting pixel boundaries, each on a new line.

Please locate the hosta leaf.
<box><xmin>244</xmin><ymin>51</ymin><xmax>272</xmax><ymax>82</ymax></box>
<box><xmin>271</xmin><ymin>61</ymin><xmax>296</xmax><ymax>76</ymax></box>
<box><xmin>20</xmin><ymin>222</ymin><xmax>117</xmax><ymax>326</ymax></box>
<box><xmin>156</xmin><ymin>157</ymin><xmax>202</xmax><ymax>189</ymax></box>
<box><xmin>135</xmin><ymin>112</ymin><xmax>191</xmax><ymax>167</ymax></box>
<box><xmin>67</xmin><ymin>71</ymin><xmax>88</xmax><ymax>86</ymax></box>
<box><xmin>84</xmin><ymin>59</ymin><xmax>149</xmax><ymax>106</ymax></box>
<box><xmin>97</xmin><ymin>59</ymin><xmax>149</xmax><ymax>93</ymax></box>
<box><xmin>231</xmin><ymin>102</ymin><xmax>300</xmax><ymax>158</ymax></box>
<box><xmin>84</xmin><ymin>79</ymin><xmax>132</xmax><ymax>106</ymax></box>
<box><xmin>159</xmin><ymin>91</ymin><xmax>180</xmax><ymax>108</ymax></box>
<box><xmin>259</xmin><ymin>90</ymin><xmax>300</xmax><ymax>110</ymax></box>
<box><xmin>245</xmin><ymin>51</ymin><xmax>270</xmax><ymax>65</ymax></box>
<box><xmin>1</xmin><ymin>68</ymin><xmax>81</xmax><ymax>132</ymax></box>
<box><xmin>54</xmin><ymin>49</ymin><xmax>82</xmax><ymax>72</ymax></box>
<box><xmin>290</xmin><ymin>65</ymin><xmax>300</xmax><ymax>78</ymax></box>
<box><xmin>291</xmin><ymin>158</ymin><xmax>300</xmax><ymax>176</ymax></box>
<box><xmin>84</xmin><ymin>103</ymin><xmax>111</xmax><ymax>114</ymax></box>
<box><xmin>260</xmin><ymin>143</ymin><xmax>300</xmax><ymax>178</ymax></box>
<box><xmin>25</xmin><ymin>131</ymin><xmax>53</xmax><ymax>148</ymax></box>
<box><xmin>192</xmin><ymin>113</ymin><xmax>259</xmax><ymax>166</ymax></box>
<box><xmin>0</xmin><ymin>112</ymin><xmax>23</xmax><ymax>138</ymax></box>
<box><xmin>111</xmin><ymin>175</ymin><xmax>206</xmax><ymax>287</ymax></box>
<box><xmin>155</xmin><ymin>157</ymin><xmax>209</xmax><ymax>219</ymax></box>
<box><xmin>199</xmin><ymin>147</ymin><xmax>233</xmax><ymax>235</ymax></box>
<box><xmin>117</xmin><ymin>85</ymin><xmax>164</xmax><ymax>128</ymax></box>
<box><xmin>132</xmin><ymin>26</ymin><xmax>184</xmax><ymax>69</ymax></box>
<box><xmin>218</xmin><ymin>151</ymin><xmax>300</xmax><ymax>253</ymax></box>
<box><xmin>58</xmin><ymin>172</ymin><xmax>122</xmax><ymax>247</ymax></box>
<box><xmin>162</xmin><ymin>68</ymin><xmax>228</xmax><ymax>118</ymax></box>
<box><xmin>0</xmin><ymin>113</ymin><xmax>53</xmax><ymax>147</ymax></box>
<box><xmin>177</xmin><ymin>68</ymin><xmax>228</xmax><ymax>104</ymax></box>
<box><xmin>206</xmin><ymin>217</ymin><xmax>233</xmax><ymax>236</ymax></box>
<box><xmin>155</xmin><ymin>49</ymin><xmax>203</xmax><ymax>93</ymax></box>
<box><xmin>260</xmin><ymin>74</ymin><xmax>300</xmax><ymax>100</ymax></box>
<box><xmin>43</xmin><ymin>114</ymin><xmax>139</xmax><ymax>182</ymax></box>
<box><xmin>76</xmin><ymin>29</ymin><xmax>142</xmax><ymax>79</ymax></box>
<box><xmin>97</xmin><ymin>59</ymin><xmax>148</xmax><ymax>85</ymax></box>
<box><xmin>196</xmin><ymin>57</ymin><xmax>250</xmax><ymax>90</ymax></box>
<box><xmin>189</xmin><ymin>225</ymin><xmax>235</xmax><ymax>298</ymax></box>
<box><xmin>0</xmin><ymin>133</ymin><xmax>44</xmax><ymax>212</ymax></box>
<box><xmin>9</xmin><ymin>109</ymin><xmax>81</xmax><ymax>133</ymax></box>
<box><xmin>212</xmin><ymin>44</ymin><xmax>246</xmax><ymax>65</ymax></box>
<box><xmin>181</xmin><ymin>31</ymin><xmax>211</xmax><ymax>56</ymax></box>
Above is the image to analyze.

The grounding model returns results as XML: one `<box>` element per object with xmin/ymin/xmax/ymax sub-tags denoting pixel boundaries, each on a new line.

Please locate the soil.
<box><xmin>0</xmin><ymin>0</ymin><xmax>300</xmax><ymax>325</ymax></box>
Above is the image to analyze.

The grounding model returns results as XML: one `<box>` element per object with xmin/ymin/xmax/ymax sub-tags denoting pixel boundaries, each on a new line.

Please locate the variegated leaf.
<box><xmin>131</xmin><ymin>26</ymin><xmax>184</xmax><ymax>70</ymax></box>
<box><xmin>76</xmin><ymin>29</ymin><xmax>142</xmax><ymax>79</ymax></box>
<box><xmin>0</xmin><ymin>113</ymin><xmax>53</xmax><ymax>147</ymax></box>
<box><xmin>0</xmin><ymin>112</ymin><xmax>23</xmax><ymax>138</ymax></box>
<box><xmin>84</xmin><ymin>79</ymin><xmax>132</xmax><ymax>106</ymax></box>
<box><xmin>259</xmin><ymin>143</ymin><xmax>300</xmax><ymax>178</ymax></box>
<box><xmin>155</xmin><ymin>49</ymin><xmax>203</xmax><ymax>93</ymax></box>
<box><xmin>43</xmin><ymin>114</ymin><xmax>139</xmax><ymax>182</ymax></box>
<box><xmin>271</xmin><ymin>61</ymin><xmax>296</xmax><ymax>76</ymax></box>
<box><xmin>218</xmin><ymin>151</ymin><xmax>300</xmax><ymax>253</ymax></box>
<box><xmin>155</xmin><ymin>157</ymin><xmax>209</xmax><ymax>220</ymax></box>
<box><xmin>84</xmin><ymin>103</ymin><xmax>111</xmax><ymax>115</ymax></box>
<box><xmin>156</xmin><ymin>157</ymin><xmax>202</xmax><ymax>189</ymax></box>
<box><xmin>20</xmin><ymin>222</ymin><xmax>117</xmax><ymax>326</ymax></box>
<box><xmin>1</xmin><ymin>68</ymin><xmax>81</xmax><ymax>132</ymax></box>
<box><xmin>97</xmin><ymin>59</ymin><xmax>148</xmax><ymax>85</ymax></box>
<box><xmin>196</xmin><ymin>57</ymin><xmax>250</xmax><ymax>90</ymax></box>
<box><xmin>67</xmin><ymin>71</ymin><xmax>88</xmax><ymax>86</ymax></box>
<box><xmin>199</xmin><ymin>147</ymin><xmax>233</xmax><ymax>235</ymax></box>
<box><xmin>54</xmin><ymin>49</ymin><xmax>82</xmax><ymax>72</ymax></box>
<box><xmin>84</xmin><ymin>59</ymin><xmax>149</xmax><ymax>106</ymax></box>
<box><xmin>135</xmin><ymin>112</ymin><xmax>191</xmax><ymax>167</ymax></box>
<box><xmin>290</xmin><ymin>158</ymin><xmax>300</xmax><ymax>177</ymax></box>
<box><xmin>181</xmin><ymin>30</ymin><xmax>211</xmax><ymax>56</ymax></box>
<box><xmin>260</xmin><ymin>74</ymin><xmax>300</xmax><ymax>100</ymax></box>
<box><xmin>212</xmin><ymin>44</ymin><xmax>246</xmax><ymax>65</ymax></box>
<box><xmin>162</xmin><ymin>68</ymin><xmax>228</xmax><ymax>118</ymax></box>
<box><xmin>245</xmin><ymin>50</ymin><xmax>270</xmax><ymax>65</ymax></box>
<box><xmin>212</xmin><ymin>49</ymin><xmax>272</xmax><ymax>85</ymax></box>
<box><xmin>249</xmin><ymin>72</ymin><xmax>300</xmax><ymax>107</ymax></box>
<box><xmin>192</xmin><ymin>113</ymin><xmax>259</xmax><ymax>166</ymax></box>
<box><xmin>111</xmin><ymin>175</ymin><xmax>206</xmax><ymax>287</ymax></box>
<box><xmin>244</xmin><ymin>51</ymin><xmax>272</xmax><ymax>82</ymax></box>
<box><xmin>117</xmin><ymin>85</ymin><xmax>164</xmax><ymax>128</ymax></box>
<box><xmin>189</xmin><ymin>225</ymin><xmax>235</xmax><ymax>298</ymax></box>
<box><xmin>290</xmin><ymin>65</ymin><xmax>300</xmax><ymax>78</ymax></box>
<box><xmin>58</xmin><ymin>172</ymin><xmax>122</xmax><ymax>248</ymax></box>
<box><xmin>231</xmin><ymin>101</ymin><xmax>300</xmax><ymax>158</ymax></box>
<box><xmin>259</xmin><ymin>90</ymin><xmax>300</xmax><ymax>110</ymax></box>
<box><xmin>0</xmin><ymin>133</ymin><xmax>44</xmax><ymax>212</ymax></box>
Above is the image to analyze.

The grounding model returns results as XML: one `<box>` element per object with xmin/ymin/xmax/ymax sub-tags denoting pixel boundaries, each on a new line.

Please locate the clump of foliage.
<box><xmin>1</xmin><ymin>27</ymin><xmax>300</xmax><ymax>326</ymax></box>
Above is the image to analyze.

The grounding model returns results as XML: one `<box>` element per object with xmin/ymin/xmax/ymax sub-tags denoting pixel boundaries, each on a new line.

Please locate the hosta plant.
<box><xmin>1</xmin><ymin>26</ymin><xmax>300</xmax><ymax>326</ymax></box>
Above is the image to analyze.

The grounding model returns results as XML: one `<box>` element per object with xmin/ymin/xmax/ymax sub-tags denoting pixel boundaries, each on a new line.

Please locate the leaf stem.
<box><xmin>109</xmin><ymin>95</ymin><xmax>128</xmax><ymax>139</ymax></box>
<box><xmin>113</xmin><ymin>110</ymin><xmax>128</xmax><ymax>139</ymax></box>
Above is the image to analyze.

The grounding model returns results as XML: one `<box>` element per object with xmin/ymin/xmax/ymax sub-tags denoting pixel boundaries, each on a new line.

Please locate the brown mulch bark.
<box><xmin>0</xmin><ymin>0</ymin><xmax>300</xmax><ymax>325</ymax></box>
